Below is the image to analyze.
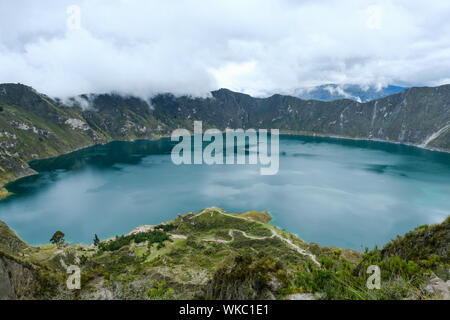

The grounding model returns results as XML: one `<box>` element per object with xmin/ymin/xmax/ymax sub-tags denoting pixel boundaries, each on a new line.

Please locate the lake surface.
<box><xmin>1</xmin><ymin>135</ymin><xmax>449</xmax><ymax>250</ymax></box>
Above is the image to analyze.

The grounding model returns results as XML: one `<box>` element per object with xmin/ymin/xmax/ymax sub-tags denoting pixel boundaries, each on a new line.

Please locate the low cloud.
<box><xmin>0</xmin><ymin>0</ymin><xmax>449</xmax><ymax>98</ymax></box>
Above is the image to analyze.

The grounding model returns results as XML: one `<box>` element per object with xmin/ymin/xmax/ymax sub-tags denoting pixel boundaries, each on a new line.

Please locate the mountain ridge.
<box><xmin>294</xmin><ymin>84</ymin><xmax>408</xmax><ymax>102</ymax></box>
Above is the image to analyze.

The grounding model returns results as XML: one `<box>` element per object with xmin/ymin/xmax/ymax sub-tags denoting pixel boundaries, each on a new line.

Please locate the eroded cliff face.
<box><xmin>149</xmin><ymin>86</ymin><xmax>450</xmax><ymax>150</ymax></box>
<box><xmin>0</xmin><ymin>220</ymin><xmax>70</xmax><ymax>300</ymax></box>
<box><xmin>0</xmin><ymin>219</ymin><xmax>38</xmax><ymax>300</ymax></box>
<box><xmin>0</xmin><ymin>220</ymin><xmax>27</xmax><ymax>255</ymax></box>
<box><xmin>0</xmin><ymin>252</ymin><xmax>38</xmax><ymax>299</ymax></box>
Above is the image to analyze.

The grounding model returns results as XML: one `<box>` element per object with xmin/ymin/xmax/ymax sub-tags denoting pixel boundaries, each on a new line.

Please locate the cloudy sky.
<box><xmin>0</xmin><ymin>0</ymin><xmax>449</xmax><ymax>98</ymax></box>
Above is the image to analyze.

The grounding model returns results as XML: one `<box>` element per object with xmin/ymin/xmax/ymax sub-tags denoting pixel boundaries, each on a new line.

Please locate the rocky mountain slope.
<box><xmin>0</xmin><ymin>220</ymin><xmax>59</xmax><ymax>299</ymax></box>
<box><xmin>1</xmin><ymin>83</ymin><xmax>450</xmax><ymax>197</ymax></box>
<box><xmin>0</xmin><ymin>208</ymin><xmax>448</xmax><ymax>300</ymax></box>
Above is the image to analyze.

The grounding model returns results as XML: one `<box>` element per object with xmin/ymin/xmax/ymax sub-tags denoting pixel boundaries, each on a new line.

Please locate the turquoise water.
<box><xmin>1</xmin><ymin>135</ymin><xmax>449</xmax><ymax>250</ymax></box>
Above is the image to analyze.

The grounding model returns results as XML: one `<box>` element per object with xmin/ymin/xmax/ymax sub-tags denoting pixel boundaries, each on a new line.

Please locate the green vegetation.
<box><xmin>283</xmin><ymin>222</ymin><xmax>450</xmax><ymax>300</ymax></box>
<box><xmin>50</xmin><ymin>231</ymin><xmax>65</xmax><ymax>245</ymax></box>
<box><xmin>286</xmin><ymin>246</ymin><xmax>432</xmax><ymax>300</ymax></box>
<box><xmin>147</xmin><ymin>280</ymin><xmax>176</xmax><ymax>300</ymax></box>
<box><xmin>0</xmin><ymin>188</ymin><xmax>10</xmax><ymax>200</ymax></box>
<box><xmin>98</xmin><ymin>229</ymin><xmax>171</xmax><ymax>252</ymax></box>
<box><xmin>154</xmin><ymin>223</ymin><xmax>177</xmax><ymax>232</ymax></box>
<box><xmin>0</xmin><ymin>207</ymin><xmax>448</xmax><ymax>300</ymax></box>
<box><xmin>1</xmin><ymin>82</ymin><xmax>449</xmax><ymax>299</ymax></box>
<box><xmin>381</xmin><ymin>216</ymin><xmax>449</xmax><ymax>271</ymax></box>
<box><xmin>205</xmin><ymin>253</ymin><xmax>288</xmax><ymax>299</ymax></box>
<box><xmin>231</xmin><ymin>211</ymin><xmax>272</xmax><ymax>223</ymax></box>
<box><xmin>176</xmin><ymin>208</ymin><xmax>273</xmax><ymax>238</ymax></box>
<box><xmin>93</xmin><ymin>234</ymin><xmax>100</xmax><ymax>247</ymax></box>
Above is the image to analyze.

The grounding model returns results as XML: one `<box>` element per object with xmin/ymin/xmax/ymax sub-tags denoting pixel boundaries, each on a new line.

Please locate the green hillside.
<box><xmin>0</xmin><ymin>208</ymin><xmax>448</xmax><ymax>300</ymax></box>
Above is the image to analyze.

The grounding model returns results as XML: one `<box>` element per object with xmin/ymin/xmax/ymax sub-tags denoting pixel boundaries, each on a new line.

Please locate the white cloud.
<box><xmin>0</xmin><ymin>0</ymin><xmax>449</xmax><ymax>98</ymax></box>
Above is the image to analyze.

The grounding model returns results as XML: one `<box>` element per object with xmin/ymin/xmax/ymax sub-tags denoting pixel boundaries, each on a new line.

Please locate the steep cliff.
<box><xmin>0</xmin><ymin>222</ymin><xmax>63</xmax><ymax>300</ymax></box>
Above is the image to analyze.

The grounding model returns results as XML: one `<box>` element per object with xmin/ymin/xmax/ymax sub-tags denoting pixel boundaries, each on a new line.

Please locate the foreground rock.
<box><xmin>424</xmin><ymin>274</ymin><xmax>450</xmax><ymax>300</ymax></box>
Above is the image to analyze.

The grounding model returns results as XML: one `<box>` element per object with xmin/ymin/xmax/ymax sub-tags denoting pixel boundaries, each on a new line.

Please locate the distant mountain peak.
<box><xmin>294</xmin><ymin>84</ymin><xmax>408</xmax><ymax>102</ymax></box>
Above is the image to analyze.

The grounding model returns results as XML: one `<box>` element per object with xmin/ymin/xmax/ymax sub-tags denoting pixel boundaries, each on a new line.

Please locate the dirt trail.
<box><xmin>202</xmin><ymin>229</ymin><xmax>273</xmax><ymax>243</ymax></box>
<box><xmin>186</xmin><ymin>207</ymin><xmax>321</xmax><ymax>266</ymax></box>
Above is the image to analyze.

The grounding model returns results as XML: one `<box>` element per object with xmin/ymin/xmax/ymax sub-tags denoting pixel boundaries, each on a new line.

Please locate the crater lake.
<box><xmin>1</xmin><ymin>135</ymin><xmax>449</xmax><ymax>251</ymax></box>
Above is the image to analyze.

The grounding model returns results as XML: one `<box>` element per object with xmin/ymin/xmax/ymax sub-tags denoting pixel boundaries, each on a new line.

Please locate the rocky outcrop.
<box><xmin>287</xmin><ymin>293</ymin><xmax>319</xmax><ymax>300</ymax></box>
<box><xmin>0</xmin><ymin>220</ymin><xmax>37</xmax><ymax>299</ymax></box>
<box><xmin>424</xmin><ymin>273</ymin><xmax>450</xmax><ymax>300</ymax></box>
<box><xmin>0</xmin><ymin>220</ymin><xmax>27</xmax><ymax>256</ymax></box>
<box><xmin>0</xmin><ymin>252</ymin><xmax>38</xmax><ymax>299</ymax></box>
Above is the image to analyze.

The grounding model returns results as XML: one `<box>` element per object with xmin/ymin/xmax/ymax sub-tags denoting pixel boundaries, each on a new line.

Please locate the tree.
<box><xmin>50</xmin><ymin>230</ymin><xmax>65</xmax><ymax>245</ymax></box>
<box><xmin>93</xmin><ymin>234</ymin><xmax>100</xmax><ymax>247</ymax></box>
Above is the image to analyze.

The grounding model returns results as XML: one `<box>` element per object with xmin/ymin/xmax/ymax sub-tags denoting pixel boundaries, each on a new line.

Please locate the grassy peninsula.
<box><xmin>0</xmin><ymin>208</ymin><xmax>448</xmax><ymax>300</ymax></box>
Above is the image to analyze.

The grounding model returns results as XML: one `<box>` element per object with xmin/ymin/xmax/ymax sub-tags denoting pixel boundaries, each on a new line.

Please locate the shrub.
<box><xmin>50</xmin><ymin>231</ymin><xmax>65</xmax><ymax>245</ymax></box>
<box><xmin>99</xmin><ymin>230</ymin><xmax>170</xmax><ymax>251</ymax></box>
<box><xmin>147</xmin><ymin>280</ymin><xmax>175</xmax><ymax>300</ymax></box>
